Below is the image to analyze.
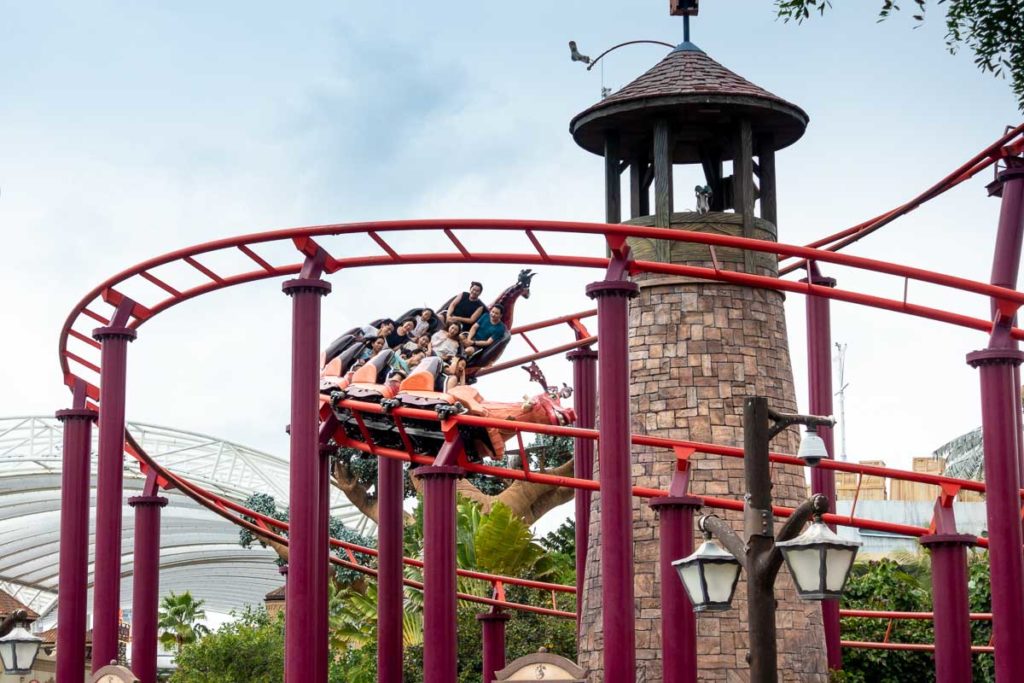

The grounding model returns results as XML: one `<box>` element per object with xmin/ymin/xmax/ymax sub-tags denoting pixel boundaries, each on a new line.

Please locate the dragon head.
<box><xmin>520</xmin><ymin>392</ymin><xmax>577</xmax><ymax>427</ymax></box>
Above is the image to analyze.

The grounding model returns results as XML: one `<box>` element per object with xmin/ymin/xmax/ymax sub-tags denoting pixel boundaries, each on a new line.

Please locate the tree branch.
<box><xmin>332</xmin><ymin>460</ymin><xmax>380</xmax><ymax>523</ymax></box>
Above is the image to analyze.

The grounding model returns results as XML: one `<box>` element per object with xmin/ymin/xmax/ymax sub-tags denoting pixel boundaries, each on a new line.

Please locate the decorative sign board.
<box><xmin>494</xmin><ymin>652</ymin><xmax>587</xmax><ymax>682</ymax></box>
<box><xmin>90</xmin><ymin>663</ymin><xmax>140</xmax><ymax>683</ymax></box>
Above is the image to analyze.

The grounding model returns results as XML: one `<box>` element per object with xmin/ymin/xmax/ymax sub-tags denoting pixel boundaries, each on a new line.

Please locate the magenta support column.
<box><xmin>987</xmin><ymin>163</ymin><xmax>1024</xmax><ymax>479</ymax></box>
<box><xmin>377</xmin><ymin>454</ymin><xmax>405</xmax><ymax>683</ymax></box>
<box><xmin>316</xmin><ymin>440</ymin><xmax>330</xmax><ymax>683</ymax></box>
<box><xmin>477</xmin><ymin>610</ymin><xmax>510</xmax><ymax>683</ymax></box>
<box><xmin>55</xmin><ymin>386</ymin><xmax>96</xmax><ymax>683</ymax></box>
<box><xmin>648</xmin><ymin>471</ymin><xmax>700</xmax><ymax>683</ymax></box>
<box><xmin>919</xmin><ymin>499</ymin><xmax>975</xmax><ymax>683</ymax></box>
<box><xmin>566</xmin><ymin>345</ymin><xmax>597</xmax><ymax>633</ymax></box>
<box><xmin>128</xmin><ymin>475</ymin><xmax>168</xmax><ymax>683</ymax></box>
<box><xmin>91</xmin><ymin>302</ymin><xmax>137</xmax><ymax>671</ymax></box>
<box><xmin>413</xmin><ymin>438</ymin><xmax>465</xmax><ymax>683</ymax></box>
<box><xmin>283</xmin><ymin>274</ymin><xmax>331</xmax><ymax>683</ymax></box>
<box><xmin>803</xmin><ymin>268</ymin><xmax>842</xmax><ymax>669</ymax></box>
<box><xmin>586</xmin><ymin>268</ymin><xmax>639</xmax><ymax>682</ymax></box>
<box><xmin>967</xmin><ymin>346</ymin><xmax>1024</xmax><ymax>682</ymax></box>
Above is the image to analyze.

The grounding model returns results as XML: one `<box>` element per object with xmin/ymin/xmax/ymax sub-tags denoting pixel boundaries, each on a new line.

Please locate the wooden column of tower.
<box><xmin>570</xmin><ymin>11</ymin><xmax>826</xmax><ymax>682</ymax></box>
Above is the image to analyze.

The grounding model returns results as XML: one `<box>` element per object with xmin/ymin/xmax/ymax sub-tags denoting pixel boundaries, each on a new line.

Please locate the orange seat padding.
<box><xmin>322</xmin><ymin>356</ymin><xmax>342</xmax><ymax>378</ymax></box>
<box><xmin>352</xmin><ymin>361</ymin><xmax>380</xmax><ymax>384</ymax></box>
<box><xmin>399</xmin><ymin>370</ymin><xmax>436</xmax><ymax>393</ymax></box>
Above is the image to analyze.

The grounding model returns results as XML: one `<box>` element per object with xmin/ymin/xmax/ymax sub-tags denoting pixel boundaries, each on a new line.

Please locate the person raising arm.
<box><xmin>445</xmin><ymin>281</ymin><xmax>486</xmax><ymax>327</ymax></box>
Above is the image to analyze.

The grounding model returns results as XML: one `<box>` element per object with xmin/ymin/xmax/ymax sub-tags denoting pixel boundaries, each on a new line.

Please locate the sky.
<box><xmin>1</xmin><ymin>1</ymin><xmax>1020</xmax><ymax>536</ymax></box>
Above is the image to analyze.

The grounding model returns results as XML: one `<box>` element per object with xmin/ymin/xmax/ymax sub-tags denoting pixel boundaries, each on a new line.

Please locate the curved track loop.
<box><xmin>59</xmin><ymin>216</ymin><xmax>1024</xmax><ymax>639</ymax></box>
<box><xmin>60</xmin><ymin>219</ymin><xmax>1024</xmax><ymax>401</ymax></box>
<box><xmin>779</xmin><ymin>123</ymin><xmax>1024</xmax><ymax>274</ymax></box>
<box><xmin>124</xmin><ymin>432</ymin><xmax>576</xmax><ymax>619</ymax></box>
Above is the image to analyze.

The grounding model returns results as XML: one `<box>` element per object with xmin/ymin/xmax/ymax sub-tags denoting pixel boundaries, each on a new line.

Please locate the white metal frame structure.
<box><xmin>0</xmin><ymin>416</ymin><xmax>370</xmax><ymax>623</ymax></box>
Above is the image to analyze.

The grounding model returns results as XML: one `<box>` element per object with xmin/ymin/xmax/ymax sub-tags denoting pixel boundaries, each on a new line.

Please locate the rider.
<box><xmin>410</xmin><ymin>308</ymin><xmax>435</xmax><ymax>338</ymax></box>
<box><xmin>431</xmin><ymin>322</ymin><xmax>462</xmax><ymax>358</ymax></box>
<box><xmin>358</xmin><ymin>335</ymin><xmax>387</xmax><ymax>361</ymax></box>
<box><xmin>445</xmin><ymin>281</ymin><xmax>486</xmax><ymax>328</ymax></box>
<box><xmin>467</xmin><ymin>305</ymin><xmax>507</xmax><ymax>355</ymax></box>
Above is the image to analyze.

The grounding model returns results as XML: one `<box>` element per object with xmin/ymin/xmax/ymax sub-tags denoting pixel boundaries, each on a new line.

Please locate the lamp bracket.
<box><xmin>744</xmin><ymin>504</ymin><xmax>774</xmax><ymax>538</ymax></box>
<box><xmin>766</xmin><ymin>408</ymin><xmax>835</xmax><ymax>440</ymax></box>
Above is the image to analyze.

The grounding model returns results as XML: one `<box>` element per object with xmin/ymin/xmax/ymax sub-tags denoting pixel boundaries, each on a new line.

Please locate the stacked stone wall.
<box><xmin>577</xmin><ymin>213</ymin><xmax>828</xmax><ymax>682</ymax></box>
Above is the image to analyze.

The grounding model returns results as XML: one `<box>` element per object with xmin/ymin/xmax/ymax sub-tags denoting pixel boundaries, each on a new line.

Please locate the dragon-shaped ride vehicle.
<box><xmin>318</xmin><ymin>270</ymin><xmax>576</xmax><ymax>459</ymax></box>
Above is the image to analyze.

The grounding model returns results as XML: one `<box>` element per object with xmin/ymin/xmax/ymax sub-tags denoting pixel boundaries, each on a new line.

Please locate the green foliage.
<box><xmin>468</xmin><ymin>433</ymin><xmax>575</xmax><ymax>496</ymax></box>
<box><xmin>330</xmin><ymin>497</ymin><xmax>576</xmax><ymax>681</ymax></box>
<box><xmin>838</xmin><ymin>552</ymin><xmax>994</xmax><ymax>682</ymax></box>
<box><xmin>775</xmin><ymin>0</ymin><xmax>1024</xmax><ymax>109</ymax></box>
<box><xmin>328</xmin><ymin>515</ymin><xmax>377</xmax><ymax>585</ymax></box>
<box><xmin>330</xmin><ymin>446</ymin><xmax>419</xmax><ymax>500</ymax></box>
<box><xmin>967</xmin><ymin>553</ymin><xmax>995</xmax><ymax>681</ymax></box>
<box><xmin>238</xmin><ymin>491</ymin><xmax>376</xmax><ymax>586</ymax></box>
<box><xmin>170</xmin><ymin>607</ymin><xmax>281</xmax><ymax>683</ymax></box>
<box><xmin>238</xmin><ymin>492</ymin><xmax>288</xmax><ymax>560</ymax></box>
<box><xmin>158</xmin><ymin>591</ymin><xmax>210</xmax><ymax>654</ymax></box>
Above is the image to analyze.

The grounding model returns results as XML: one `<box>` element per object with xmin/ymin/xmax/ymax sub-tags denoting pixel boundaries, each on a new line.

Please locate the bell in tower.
<box><xmin>570</xmin><ymin>6</ymin><xmax>829</xmax><ymax>683</ymax></box>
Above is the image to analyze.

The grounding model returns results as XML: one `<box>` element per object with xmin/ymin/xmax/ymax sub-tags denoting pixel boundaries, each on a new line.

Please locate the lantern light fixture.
<box><xmin>672</xmin><ymin>516</ymin><xmax>742</xmax><ymax>612</ymax></box>
<box><xmin>0</xmin><ymin>610</ymin><xmax>42</xmax><ymax>676</ymax></box>
<box><xmin>775</xmin><ymin>514</ymin><xmax>862</xmax><ymax>600</ymax></box>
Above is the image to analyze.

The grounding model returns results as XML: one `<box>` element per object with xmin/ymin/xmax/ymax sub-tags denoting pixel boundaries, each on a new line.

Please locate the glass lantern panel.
<box><xmin>0</xmin><ymin>643</ymin><xmax>14</xmax><ymax>671</ymax></box>
<box><xmin>704</xmin><ymin>561</ymin><xmax>741</xmax><ymax>604</ymax></box>
<box><xmin>825</xmin><ymin>547</ymin><xmax>857</xmax><ymax>592</ymax></box>
<box><xmin>678</xmin><ymin>563</ymin><xmax>706</xmax><ymax>605</ymax></box>
<box><xmin>785</xmin><ymin>547</ymin><xmax>823</xmax><ymax>594</ymax></box>
<box><xmin>15</xmin><ymin>638</ymin><xmax>39</xmax><ymax>671</ymax></box>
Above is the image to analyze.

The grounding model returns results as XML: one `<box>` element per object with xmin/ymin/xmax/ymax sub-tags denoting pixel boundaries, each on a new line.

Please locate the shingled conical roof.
<box><xmin>570</xmin><ymin>43</ymin><xmax>808</xmax><ymax>163</ymax></box>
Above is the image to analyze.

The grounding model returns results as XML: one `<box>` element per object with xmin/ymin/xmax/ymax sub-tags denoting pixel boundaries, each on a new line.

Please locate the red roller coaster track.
<box><xmin>57</xmin><ymin>141</ymin><xmax>1024</xmax><ymax>657</ymax></box>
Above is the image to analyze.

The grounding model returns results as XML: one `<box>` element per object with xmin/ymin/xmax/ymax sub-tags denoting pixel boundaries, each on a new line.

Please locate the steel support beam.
<box><xmin>567</xmin><ymin>345</ymin><xmax>597</xmax><ymax>635</ymax></box>
<box><xmin>414</xmin><ymin>437</ymin><xmax>466</xmax><ymax>683</ymax></box>
<box><xmin>91</xmin><ymin>303</ymin><xmax>136</xmax><ymax>671</ymax></box>
<box><xmin>920</xmin><ymin>499</ymin><xmax>974</xmax><ymax>683</ymax></box>
<box><xmin>648</xmin><ymin>486</ymin><xmax>701</xmax><ymax>683</ymax></box>
<box><xmin>128</xmin><ymin>488</ymin><xmax>168</xmax><ymax>683</ymax></box>
<box><xmin>803</xmin><ymin>268</ymin><xmax>842</xmax><ymax>669</ymax></box>
<box><xmin>586</xmin><ymin>274</ymin><xmax>639</xmax><ymax>681</ymax></box>
<box><xmin>377</xmin><ymin>454</ymin><xmax>405</xmax><ymax>683</ymax></box>
<box><xmin>55</xmin><ymin>391</ymin><xmax>96</xmax><ymax>683</ymax></box>
<box><xmin>283</xmin><ymin>274</ymin><xmax>331</xmax><ymax>683</ymax></box>
<box><xmin>477</xmin><ymin>610</ymin><xmax>510</xmax><ymax>683</ymax></box>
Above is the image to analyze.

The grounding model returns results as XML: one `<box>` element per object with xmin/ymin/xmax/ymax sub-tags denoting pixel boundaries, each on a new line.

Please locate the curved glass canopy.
<box><xmin>0</xmin><ymin>416</ymin><xmax>371</xmax><ymax>624</ymax></box>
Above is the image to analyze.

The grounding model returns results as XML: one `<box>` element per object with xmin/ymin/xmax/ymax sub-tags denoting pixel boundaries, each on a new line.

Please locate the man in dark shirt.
<box><xmin>469</xmin><ymin>305</ymin><xmax>507</xmax><ymax>352</ymax></box>
<box><xmin>445</xmin><ymin>281</ymin><xmax>486</xmax><ymax>327</ymax></box>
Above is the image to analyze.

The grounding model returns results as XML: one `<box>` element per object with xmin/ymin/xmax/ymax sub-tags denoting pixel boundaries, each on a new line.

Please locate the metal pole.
<box><xmin>920</xmin><ymin>500</ymin><xmax>975</xmax><ymax>683</ymax></box>
<box><xmin>967</xmin><ymin>165</ymin><xmax>1024</xmax><ymax>683</ymax></box>
<box><xmin>477</xmin><ymin>610</ymin><xmax>510</xmax><ymax>683</ymax></box>
<box><xmin>743</xmin><ymin>397</ymin><xmax>778</xmax><ymax>683</ymax></box>
<box><xmin>283</xmin><ymin>275</ymin><xmax>331</xmax><ymax>683</ymax></box>
<box><xmin>987</xmin><ymin>163</ymin><xmax>1024</xmax><ymax>480</ymax></box>
<box><xmin>55</xmin><ymin>398</ymin><xmax>96</xmax><ymax>682</ymax></box>
<box><xmin>585</xmin><ymin>277</ymin><xmax>639</xmax><ymax>682</ymax></box>
<box><xmin>91</xmin><ymin>309</ymin><xmax>136</xmax><ymax>670</ymax></box>
<box><xmin>967</xmin><ymin>347</ymin><xmax>1024</xmax><ymax>682</ymax></box>
<box><xmin>567</xmin><ymin>346</ymin><xmax>597</xmax><ymax>635</ymax></box>
<box><xmin>414</xmin><ymin>462</ymin><xmax>465</xmax><ymax>683</ymax></box>
<box><xmin>803</xmin><ymin>269</ymin><xmax>842</xmax><ymax>670</ymax></box>
<box><xmin>648</xmin><ymin>493</ymin><xmax>702</xmax><ymax>683</ymax></box>
<box><xmin>377</xmin><ymin>455</ymin><xmax>405</xmax><ymax>683</ymax></box>
<box><xmin>128</xmin><ymin>490</ymin><xmax>168</xmax><ymax>683</ymax></box>
<box><xmin>316</xmin><ymin>444</ymin><xmax>330</xmax><ymax>683</ymax></box>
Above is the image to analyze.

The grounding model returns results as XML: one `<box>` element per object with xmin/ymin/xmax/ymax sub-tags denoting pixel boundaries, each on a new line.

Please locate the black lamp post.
<box><xmin>0</xmin><ymin>610</ymin><xmax>43</xmax><ymax>676</ymax></box>
<box><xmin>674</xmin><ymin>396</ymin><xmax>860</xmax><ymax>683</ymax></box>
